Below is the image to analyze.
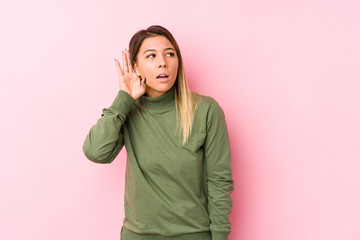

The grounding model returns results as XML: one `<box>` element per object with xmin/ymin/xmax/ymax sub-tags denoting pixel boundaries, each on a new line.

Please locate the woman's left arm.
<box><xmin>204</xmin><ymin>100</ymin><xmax>235</xmax><ymax>240</ymax></box>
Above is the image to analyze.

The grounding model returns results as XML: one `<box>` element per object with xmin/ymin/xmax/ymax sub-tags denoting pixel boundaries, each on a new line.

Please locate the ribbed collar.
<box><xmin>139</xmin><ymin>85</ymin><xmax>176</xmax><ymax>111</ymax></box>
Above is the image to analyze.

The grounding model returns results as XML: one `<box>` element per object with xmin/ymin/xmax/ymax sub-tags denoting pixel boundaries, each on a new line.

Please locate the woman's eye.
<box><xmin>147</xmin><ymin>52</ymin><xmax>175</xmax><ymax>58</ymax></box>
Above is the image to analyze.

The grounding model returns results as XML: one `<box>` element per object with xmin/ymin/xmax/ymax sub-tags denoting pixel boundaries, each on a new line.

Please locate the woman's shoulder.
<box><xmin>191</xmin><ymin>90</ymin><xmax>221</xmax><ymax>110</ymax></box>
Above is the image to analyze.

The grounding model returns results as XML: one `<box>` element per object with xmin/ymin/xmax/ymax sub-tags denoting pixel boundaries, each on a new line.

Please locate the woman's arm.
<box><xmin>204</xmin><ymin>100</ymin><xmax>235</xmax><ymax>240</ymax></box>
<box><xmin>83</xmin><ymin>49</ymin><xmax>146</xmax><ymax>164</ymax></box>
<box><xmin>82</xmin><ymin>90</ymin><xmax>135</xmax><ymax>163</ymax></box>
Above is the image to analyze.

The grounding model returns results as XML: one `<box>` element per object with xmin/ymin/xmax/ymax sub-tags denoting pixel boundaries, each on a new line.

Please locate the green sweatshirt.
<box><xmin>83</xmin><ymin>84</ymin><xmax>234</xmax><ymax>240</ymax></box>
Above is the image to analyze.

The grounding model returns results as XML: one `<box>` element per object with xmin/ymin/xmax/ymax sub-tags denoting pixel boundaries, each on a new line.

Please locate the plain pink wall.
<box><xmin>1</xmin><ymin>0</ymin><xmax>359</xmax><ymax>239</ymax></box>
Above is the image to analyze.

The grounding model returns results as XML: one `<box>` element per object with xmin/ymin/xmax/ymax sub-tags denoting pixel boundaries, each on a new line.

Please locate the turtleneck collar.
<box><xmin>139</xmin><ymin>84</ymin><xmax>176</xmax><ymax>111</ymax></box>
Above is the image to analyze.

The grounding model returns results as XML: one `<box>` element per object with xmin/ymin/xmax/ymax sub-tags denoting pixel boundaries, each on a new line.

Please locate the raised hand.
<box><xmin>115</xmin><ymin>49</ymin><xmax>146</xmax><ymax>100</ymax></box>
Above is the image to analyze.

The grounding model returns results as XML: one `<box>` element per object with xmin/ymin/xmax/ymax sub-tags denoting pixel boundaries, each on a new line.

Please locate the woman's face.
<box><xmin>134</xmin><ymin>35</ymin><xmax>179</xmax><ymax>98</ymax></box>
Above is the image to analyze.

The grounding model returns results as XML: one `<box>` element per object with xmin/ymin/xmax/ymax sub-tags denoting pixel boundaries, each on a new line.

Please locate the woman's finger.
<box><xmin>126</xmin><ymin>49</ymin><xmax>134</xmax><ymax>73</ymax></box>
<box><xmin>115</xmin><ymin>58</ymin><xmax>123</xmax><ymax>76</ymax></box>
<box><xmin>122</xmin><ymin>50</ymin><xmax>129</xmax><ymax>73</ymax></box>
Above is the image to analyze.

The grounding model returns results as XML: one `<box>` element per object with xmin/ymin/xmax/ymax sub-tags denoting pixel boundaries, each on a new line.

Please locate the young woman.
<box><xmin>83</xmin><ymin>25</ymin><xmax>234</xmax><ymax>240</ymax></box>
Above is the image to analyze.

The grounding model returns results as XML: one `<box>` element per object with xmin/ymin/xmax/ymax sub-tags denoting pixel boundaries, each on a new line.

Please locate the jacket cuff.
<box><xmin>212</xmin><ymin>231</ymin><xmax>230</xmax><ymax>240</ymax></box>
<box><xmin>108</xmin><ymin>90</ymin><xmax>135</xmax><ymax>116</ymax></box>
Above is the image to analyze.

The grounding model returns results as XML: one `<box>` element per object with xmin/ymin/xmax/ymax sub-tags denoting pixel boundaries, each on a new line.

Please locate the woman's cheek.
<box><xmin>143</xmin><ymin>68</ymin><xmax>151</xmax><ymax>80</ymax></box>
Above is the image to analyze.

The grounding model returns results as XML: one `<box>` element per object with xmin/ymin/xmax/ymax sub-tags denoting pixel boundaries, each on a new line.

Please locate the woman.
<box><xmin>83</xmin><ymin>25</ymin><xmax>234</xmax><ymax>240</ymax></box>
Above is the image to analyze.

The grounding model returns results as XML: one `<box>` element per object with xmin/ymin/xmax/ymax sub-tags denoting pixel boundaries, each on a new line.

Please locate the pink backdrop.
<box><xmin>1</xmin><ymin>0</ymin><xmax>359</xmax><ymax>239</ymax></box>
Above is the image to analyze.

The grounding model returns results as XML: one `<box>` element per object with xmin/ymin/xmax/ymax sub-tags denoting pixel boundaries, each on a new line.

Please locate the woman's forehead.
<box><xmin>140</xmin><ymin>35</ymin><xmax>175</xmax><ymax>52</ymax></box>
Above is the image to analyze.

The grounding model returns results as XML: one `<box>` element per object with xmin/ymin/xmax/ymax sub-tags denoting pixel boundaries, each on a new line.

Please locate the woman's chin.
<box><xmin>145</xmin><ymin>81</ymin><xmax>175</xmax><ymax>97</ymax></box>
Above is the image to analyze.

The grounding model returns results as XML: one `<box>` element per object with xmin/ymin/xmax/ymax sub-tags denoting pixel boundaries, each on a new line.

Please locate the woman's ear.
<box><xmin>133</xmin><ymin>62</ymin><xmax>140</xmax><ymax>75</ymax></box>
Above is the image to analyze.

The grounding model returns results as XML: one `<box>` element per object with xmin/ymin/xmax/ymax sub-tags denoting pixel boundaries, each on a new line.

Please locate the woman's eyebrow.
<box><xmin>143</xmin><ymin>47</ymin><xmax>175</xmax><ymax>55</ymax></box>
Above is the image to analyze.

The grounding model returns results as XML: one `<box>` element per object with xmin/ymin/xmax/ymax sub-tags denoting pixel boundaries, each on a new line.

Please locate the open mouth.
<box><xmin>156</xmin><ymin>74</ymin><xmax>169</xmax><ymax>79</ymax></box>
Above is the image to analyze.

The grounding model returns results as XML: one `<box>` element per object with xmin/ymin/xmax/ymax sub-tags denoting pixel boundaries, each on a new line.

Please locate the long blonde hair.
<box><xmin>129</xmin><ymin>25</ymin><xmax>200</xmax><ymax>144</ymax></box>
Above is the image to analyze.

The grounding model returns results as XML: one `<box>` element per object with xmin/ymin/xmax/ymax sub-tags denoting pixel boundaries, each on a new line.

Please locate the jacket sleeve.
<box><xmin>203</xmin><ymin>100</ymin><xmax>235</xmax><ymax>240</ymax></box>
<box><xmin>82</xmin><ymin>90</ymin><xmax>135</xmax><ymax>164</ymax></box>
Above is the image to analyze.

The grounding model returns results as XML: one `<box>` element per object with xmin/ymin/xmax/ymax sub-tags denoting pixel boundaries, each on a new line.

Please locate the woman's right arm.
<box><xmin>82</xmin><ymin>90</ymin><xmax>135</xmax><ymax>163</ymax></box>
<box><xmin>83</xmin><ymin>49</ymin><xmax>146</xmax><ymax>164</ymax></box>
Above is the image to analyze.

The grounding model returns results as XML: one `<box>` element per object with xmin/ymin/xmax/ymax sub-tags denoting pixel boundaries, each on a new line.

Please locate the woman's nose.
<box><xmin>158</xmin><ymin>55</ymin><xmax>167</xmax><ymax>68</ymax></box>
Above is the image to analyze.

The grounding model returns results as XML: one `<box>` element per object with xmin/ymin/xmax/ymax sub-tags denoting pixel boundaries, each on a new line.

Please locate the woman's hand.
<box><xmin>115</xmin><ymin>49</ymin><xmax>146</xmax><ymax>100</ymax></box>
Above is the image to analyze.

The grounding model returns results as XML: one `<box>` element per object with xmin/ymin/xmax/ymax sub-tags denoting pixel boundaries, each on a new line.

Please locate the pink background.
<box><xmin>1</xmin><ymin>0</ymin><xmax>359</xmax><ymax>239</ymax></box>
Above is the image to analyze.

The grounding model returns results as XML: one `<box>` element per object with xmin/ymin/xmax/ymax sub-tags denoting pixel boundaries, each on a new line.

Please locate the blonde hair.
<box><xmin>129</xmin><ymin>25</ymin><xmax>200</xmax><ymax>144</ymax></box>
<box><xmin>174</xmin><ymin>58</ymin><xmax>201</xmax><ymax>144</ymax></box>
